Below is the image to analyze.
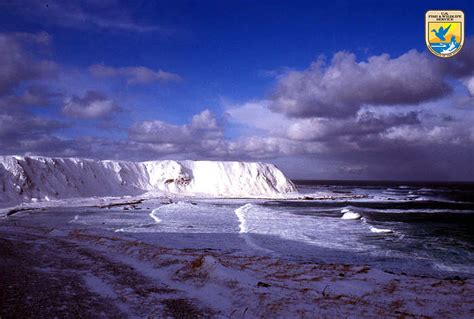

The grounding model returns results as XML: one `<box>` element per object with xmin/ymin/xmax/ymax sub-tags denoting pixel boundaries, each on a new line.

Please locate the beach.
<box><xmin>1</xmin><ymin>193</ymin><xmax>473</xmax><ymax>318</ymax></box>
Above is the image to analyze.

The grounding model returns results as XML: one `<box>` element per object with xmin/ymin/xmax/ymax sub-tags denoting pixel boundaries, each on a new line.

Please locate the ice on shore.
<box><xmin>0</xmin><ymin>156</ymin><xmax>297</xmax><ymax>207</ymax></box>
<box><xmin>3</xmin><ymin>222</ymin><xmax>469</xmax><ymax>318</ymax></box>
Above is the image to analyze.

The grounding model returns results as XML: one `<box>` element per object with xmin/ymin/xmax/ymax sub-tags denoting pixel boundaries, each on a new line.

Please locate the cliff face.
<box><xmin>0</xmin><ymin>156</ymin><xmax>297</xmax><ymax>207</ymax></box>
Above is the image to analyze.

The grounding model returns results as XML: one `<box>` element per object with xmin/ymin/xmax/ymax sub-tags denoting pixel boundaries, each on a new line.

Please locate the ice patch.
<box><xmin>197</xmin><ymin>256</ymin><xmax>256</xmax><ymax>285</ymax></box>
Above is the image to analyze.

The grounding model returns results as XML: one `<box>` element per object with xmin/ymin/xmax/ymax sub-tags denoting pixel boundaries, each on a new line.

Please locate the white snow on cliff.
<box><xmin>0</xmin><ymin>156</ymin><xmax>297</xmax><ymax>207</ymax></box>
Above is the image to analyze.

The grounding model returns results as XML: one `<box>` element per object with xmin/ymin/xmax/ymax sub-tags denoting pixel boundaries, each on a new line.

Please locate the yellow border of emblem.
<box><xmin>425</xmin><ymin>10</ymin><xmax>464</xmax><ymax>58</ymax></box>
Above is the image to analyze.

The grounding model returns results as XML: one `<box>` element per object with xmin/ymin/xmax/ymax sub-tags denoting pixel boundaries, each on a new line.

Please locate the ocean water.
<box><xmin>10</xmin><ymin>180</ymin><xmax>474</xmax><ymax>279</ymax></box>
<box><xmin>141</xmin><ymin>180</ymin><xmax>473</xmax><ymax>278</ymax></box>
<box><xmin>279</xmin><ymin>181</ymin><xmax>474</xmax><ymax>277</ymax></box>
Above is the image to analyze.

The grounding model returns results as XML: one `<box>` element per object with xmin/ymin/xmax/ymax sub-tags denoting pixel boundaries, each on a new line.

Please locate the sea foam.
<box><xmin>341</xmin><ymin>208</ymin><xmax>361</xmax><ymax>220</ymax></box>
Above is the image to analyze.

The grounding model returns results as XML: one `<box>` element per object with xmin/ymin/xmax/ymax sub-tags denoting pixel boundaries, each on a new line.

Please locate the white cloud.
<box><xmin>0</xmin><ymin>32</ymin><xmax>56</xmax><ymax>95</ymax></box>
<box><xmin>463</xmin><ymin>76</ymin><xmax>474</xmax><ymax>96</ymax></box>
<box><xmin>62</xmin><ymin>91</ymin><xmax>121</xmax><ymax>119</ymax></box>
<box><xmin>129</xmin><ymin>109</ymin><xmax>222</xmax><ymax>145</ymax></box>
<box><xmin>269</xmin><ymin>50</ymin><xmax>450</xmax><ymax>118</ymax></box>
<box><xmin>89</xmin><ymin>64</ymin><xmax>181</xmax><ymax>84</ymax></box>
<box><xmin>226</xmin><ymin>100</ymin><xmax>290</xmax><ymax>134</ymax></box>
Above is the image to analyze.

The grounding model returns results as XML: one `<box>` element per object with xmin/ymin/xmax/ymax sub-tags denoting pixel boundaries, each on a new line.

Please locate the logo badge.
<box><xmin>426</xmin><ymin>10</ymin><xmax>464</xmax><ymax>58</ymax></box>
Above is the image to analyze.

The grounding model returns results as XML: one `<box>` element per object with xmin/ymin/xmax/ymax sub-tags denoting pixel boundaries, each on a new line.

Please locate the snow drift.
<box><xmin>0</xmin><ymin>156</ymin><xmax>297</xmax><ymax>207</ymax></box>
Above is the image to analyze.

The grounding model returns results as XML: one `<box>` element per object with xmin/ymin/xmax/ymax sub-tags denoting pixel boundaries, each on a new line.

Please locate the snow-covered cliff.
<box><xmin>0</xmin><ymin>156</ymin><xmax>297</xmax><ymax>207</ymax></box>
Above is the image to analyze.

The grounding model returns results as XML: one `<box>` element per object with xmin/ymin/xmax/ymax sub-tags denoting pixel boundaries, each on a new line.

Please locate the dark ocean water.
<box><xmin>259</xmin><ymin>180</ymin><xmax>474</xmax><ymax>278</ymax></box>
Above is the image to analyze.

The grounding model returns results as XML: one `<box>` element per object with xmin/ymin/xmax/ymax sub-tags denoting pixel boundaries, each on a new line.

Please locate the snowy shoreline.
<box><xmin>2</xmin><ymin>156</ymin><xmax>473</xmax><ymax>317</ymax></box>
<box><xmin>1</xmin><ymin>212</ymin><xmax>473</xmax><ymax>318</ymax></box>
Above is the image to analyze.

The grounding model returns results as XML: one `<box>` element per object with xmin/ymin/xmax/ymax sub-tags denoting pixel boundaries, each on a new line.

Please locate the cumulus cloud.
<box><xmin>127</xmin><ymin>109</ymin><xmax>293</xmax><ymax>159</ymax></box>
<box><xmin>89</xmin><ymin>64</ymin><xmax>181</xmax><ymax>84</ymax></box>
<box><xmin>437</xmin><ymin>37</ymin><xmax>474</xmax><ymax>79</ymax></box>
<box><xmin>0</xmin><ymin>31</ymin><xmax>68</xmax><ymax>156</ymax></box>
<box><xmin>129</xmin><ymin>120</ymin><xmax>193</xmax><ymax>144</ymax></box>
<box><xmin>434</xmin><ymin>38</ymin><xmax>474</xmax><ymax>96</ymax></box>
<box><xmin>0</xmin><ymin>32</ymin><xmax>56</xmax><ymax>95</ymax></box>
<box><xmin>0</xmin><ymin>86</ymin><xmax>59</xmax><ymax>114</ymax></box>
<box><xmin>462</xmin><ymin>77</ymin><xmax>474</xmax><ymax>96</ymax></box>
<box><xmin>221</xmin><ymin>43</ymin><xmax>474</xmax><ymax>179</ymax></box>
<box><xmin>190</xmin><ymin>109</ymin><xmax>220</xmax><ymax>130</ymax></box>
<box><xmin>227</xmin><ymin>98</ymin><xmax>473</xmax><ymax>178</ymax></box>
<box><xmin>0</xmin><ymin>113</ymin><xmax>68</xmax><ymax>156</ymax></box>
<box><xmin>0</xmin><ymin>114</ymin><xmax>64</xmax><ymax>138</ymax></box>
<box><xmin>1</xmin><ymin>27</ymin><xmax>473</xmax><ymax>180</ymax></box>
<box><xmin>226</xmin><ymin>100</ymin><xmax>290</xmax><ymax>134</ymax></box>
<box><xmin>129</xmin><ymin>109</ymin><xmax>222</xmax><ymax>145</ymax></box>
<box><xmin>62</xmin><ymin>91</ymin><xmax>121</xmax><ymax>119</ymax></box>
<box><xmin>128</xmin><ymin>106</ymin><xmax>323</xmax><ymax>160</ymax></box>
<box><xmin>286</xmin><ymin>110</ymin><xmax>421</xmax><ymax>141</ymax></box>
<box><xmin>269</xmin><ymin>50</ymin><xmax>451</xmax><ymax>118</ymax></box>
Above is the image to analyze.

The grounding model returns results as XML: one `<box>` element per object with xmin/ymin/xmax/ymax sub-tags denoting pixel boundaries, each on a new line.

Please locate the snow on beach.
<box><xmin>1</xmin><ymin>211</ymin><xmax>473</xmax><ymax>318</ymax></box>
<box><xmin>1</xmin><ymin>197</ymin><xmax>473</xmax><ymax>318</ymax></box>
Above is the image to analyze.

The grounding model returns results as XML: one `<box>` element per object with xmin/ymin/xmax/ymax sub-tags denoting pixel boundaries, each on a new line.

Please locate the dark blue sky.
<box><xmin>1</xmin><ymin>0</ymin><xmax>474</xmax><ymax>180</ymax></box>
